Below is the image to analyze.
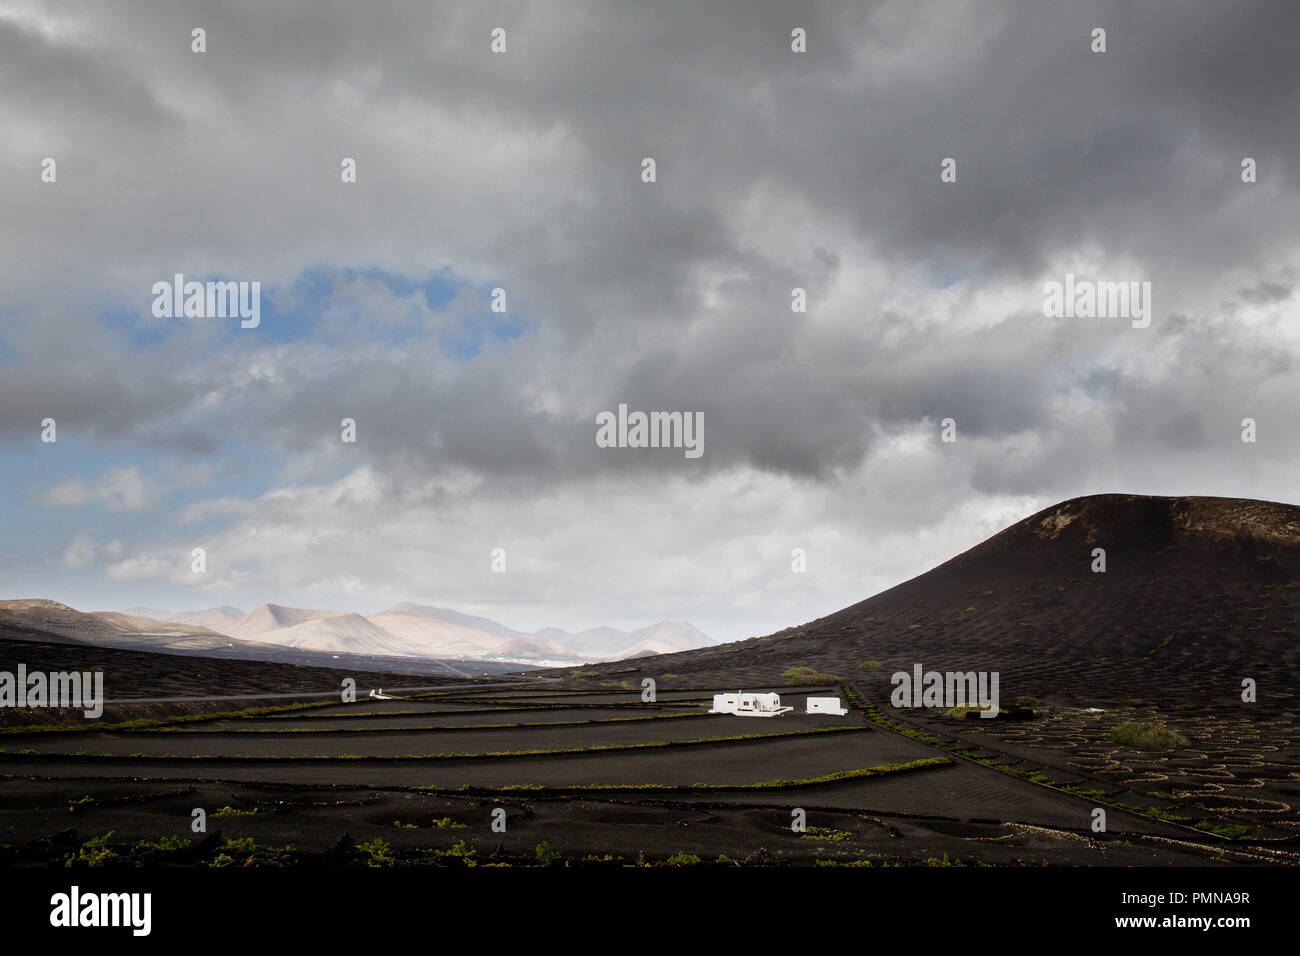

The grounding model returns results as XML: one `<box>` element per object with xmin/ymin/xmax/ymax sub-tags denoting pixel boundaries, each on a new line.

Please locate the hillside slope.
<box><xmin>569</xmin><ymin>494</ymin><xmax>1300</xmax><ymax>710</ymax></box>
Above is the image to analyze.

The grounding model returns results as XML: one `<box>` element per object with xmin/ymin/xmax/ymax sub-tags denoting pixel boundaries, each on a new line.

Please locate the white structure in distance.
<box><xmin>709</xmin><ymin>691</ymin><xmax>794</xmax><ymax>717</ymax></box>
<box><xmin>806</xmin><ymin>696</ymin><xmax>848</xmax><ymax>716</ymax></box>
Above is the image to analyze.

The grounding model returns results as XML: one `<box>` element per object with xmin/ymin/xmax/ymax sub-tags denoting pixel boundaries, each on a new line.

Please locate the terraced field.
<box><xmin>1</xmin><ymin>680</ymin><xmax>1283</xmax><ymax>867</ymax></box>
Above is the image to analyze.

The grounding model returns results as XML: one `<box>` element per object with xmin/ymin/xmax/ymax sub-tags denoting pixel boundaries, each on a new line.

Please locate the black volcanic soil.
<box><xmin>2</xmin><ymin>495</ymin><xmax>1298</xmax><ymax>866</ymax></box>
<box><xmin>0</xmin><ymin>638</ymin><xmax>476</xmax><ymax>727</ymax></box>
<box><xmin>0</xmin><ymin>687</ymin><xmax>1261</xmax><ymax>867</ymax></box>
<box><xmin>0</xmin><ymin>684</ymin><xmax>1291</xmax><ymax>867</ymax></box>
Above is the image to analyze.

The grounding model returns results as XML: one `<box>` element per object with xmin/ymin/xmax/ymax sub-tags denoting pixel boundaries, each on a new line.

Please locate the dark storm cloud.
<box><xmin>1</xmin><ymin>0</ymin><xmax>1298</xmax><ymax>493</ymax></box>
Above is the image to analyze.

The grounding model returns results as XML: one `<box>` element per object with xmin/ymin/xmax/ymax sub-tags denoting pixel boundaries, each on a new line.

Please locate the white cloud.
<box><xmin>43</xmin><ymin>480</ymin><xmax>92</xmax><ymax>508</ymax></box>
<box><xmin>61</xmin><ymin>530</ymin><xmax>98</xmax><ymax>569</ymax></box>
<box><xmin>40</xmin><ymin>466</ymin><xmax>160</xmax><ymax>513</ymax></box>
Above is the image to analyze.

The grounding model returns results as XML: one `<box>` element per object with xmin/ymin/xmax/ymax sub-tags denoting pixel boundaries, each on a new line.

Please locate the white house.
<box><xmin>805</xmin><ymin>696</ymin><xmax>848</xmax><ymax>716</ymax></box>
<box><xmin>709</xmin><ymin>691</ymin><xmax>793</xmax><ymax>717</ymax></box>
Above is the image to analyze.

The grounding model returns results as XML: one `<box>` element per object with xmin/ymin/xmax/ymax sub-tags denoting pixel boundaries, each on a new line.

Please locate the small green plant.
<box><xmin>801</xmin><ymin>827</ymin><xmax>851</xmax><ymax>842</ymax></box>
<box><xmin>1142</xmin><ymin>807</ymin><xmax>1192</xmax><ymax>824</ymax></box>
<box><xmin>1107</xmin><ymin>721</ymin><xmax>1188</xmax><ymax>750</ymax></box>
<box><xmin>139</xmin><ymin>835</ymin><xmax>190</xmax><ymax>852</ymax></box>
<box><xmin>857</xmin><ymin>661</ymin><xmax>882</xmax><ymax>670</ymax></box>
<box><xmin>534</xmin><ymin>841</ymin><xmax>561</xmax><ymax>862</ymax></box>
<box><xmin>356</xmin><ymin>838</ymin><xmax>395</xmax><ymax>867</ymax></box>
<box><xmin>1193</xmin><ymin>821</ymin><xmax>1251</xmax><ymax>840</ymax></box>
<box><xmin>944</xmin><ymin>704</ymin><xmax>993</xmax><ymax>719</ymax></box>
<box><xmin>438</xmin><ymin>840</ymin><xmax>477</xmax><ymax>864</ymax></box>
<box><xmin>1147</xmin><ymin>634</ymin><xmax>1175</xmax><ymax>657</ymax></box>
<box><xmin>66</xmin><ymin>832</ymin><xmax>116</xmax><ymax>868</ymax></box>
<box><xmin>663</xmin><ymin>852</ymin><xmax>702</xmax><ymax>866</ymax></box>
<box><xmin>780</xmin><ymin>666</ymin><xmax>841</xmax><ymax>684</ymax></box>
<box><xmin>816</xmin><ymin>858</ymin><xmax>873</xmax><ymax>866</ymax></box>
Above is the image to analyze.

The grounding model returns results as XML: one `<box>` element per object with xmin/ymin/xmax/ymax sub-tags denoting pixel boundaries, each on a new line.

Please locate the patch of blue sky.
<box><xmin>99</xmin><ymin>266</ymin><xmax>535</xmax><ymax>358</ymax></box>
<box><xmin>100</xmin><ymin>304</ymin><xmax>169</xmax><ymax>349</ymax></box>
<box><xmin>298</xmin><ymin>266</ymin><xmax>534</xmax><ymax>359</ymax></box>
<box><xmin>937</xmin><ymin>259</ymin><xmax>981</xmax><ymax>288</ymax></box>
<box><xmin>2</xmin><ymin>436</ymin><xmax>274</xmax><ymax>537</ymax></box>
<box><xmin>439</xmin><ymin>298</ymin><xmax>530</xmax><ymax>361</ymax></box>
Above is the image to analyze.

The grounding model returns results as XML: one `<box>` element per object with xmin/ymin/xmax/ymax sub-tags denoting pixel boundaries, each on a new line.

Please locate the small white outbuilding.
<box><xmin>709</xmin><ymin>691</ymin><xmax>793</xmax><ymax>717</ymax></box>
<box><xmin>805</xmin><ymin>696</ymin><xmax>848</xmax><ymax>716</ymax></box>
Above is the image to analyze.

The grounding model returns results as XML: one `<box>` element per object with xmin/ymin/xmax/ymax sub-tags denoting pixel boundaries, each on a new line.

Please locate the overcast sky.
<box><xmin>1</xmin><ymin>0</ymin><xmax>1297</xmax><ymax>641</ymax></box>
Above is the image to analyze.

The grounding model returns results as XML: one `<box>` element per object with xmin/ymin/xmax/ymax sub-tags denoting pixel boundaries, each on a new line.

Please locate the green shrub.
<box><xmin>1193</xmin><ymin>821</ymin><xmax>1251</xmax><ymax>840</ymax></box>
<box><xmin>139</xmin><ymin>835</ymin><xmax>190</xmax><ymax>852</ymax></box>
<box><xmin>816</xmin><ymin>858</ymin><xmax>873</xmax><ymax>866</ymax></box>
<box><xmin>801</xmin><ymin>827</ymin><xmax>851</xmax><ymax>842</ymax></box>
<box><xmin>356</xmin><ymin>838</ymin><xmax>394</xmax><ymax>867</ymax></box>
<box><xmin>1107</xmin><ymin>721</ymin><xmax>1188</xmax><ymax>750</ymax></box>
<box><xmin>438</xmin><ymin>840</ymin><xmax>476</xmax><ymax>864</ymax></box>
<box><xmin>780</xmin><ymin>666</ymin><xmax>841</xmax><ymax>684</ymax></box>
<box><xmin>944</xmin><ymin>704</ymin><xmax>995</xmax><ymax>719</ymax></box>
<box><xmin>65</xmin><ymin>832</ymin><xmax>116</xmax><ymax>868</ymax></box>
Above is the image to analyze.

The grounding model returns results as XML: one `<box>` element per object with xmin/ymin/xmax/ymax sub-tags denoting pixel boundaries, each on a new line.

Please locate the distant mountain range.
<box><xmin>0</xmin><ymin>599</ymin><xmax>512</xmax><ymax>678</ymax></box>
<box><xmin>37</xmin><ymin>600</ymin><xmax>716</xmax><ymax>665</ymax></box>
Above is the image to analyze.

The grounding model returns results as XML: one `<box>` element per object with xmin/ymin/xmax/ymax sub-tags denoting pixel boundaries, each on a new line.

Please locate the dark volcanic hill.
<box><xmin>578</xmin><ymin>494</ymin><xmax>1300</xmax><ymax>711</ymax></box>
<box><xmin>588</xmin><ymin>493</ymin><xmax>1300</xmax><ymax>848</ymax></box>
